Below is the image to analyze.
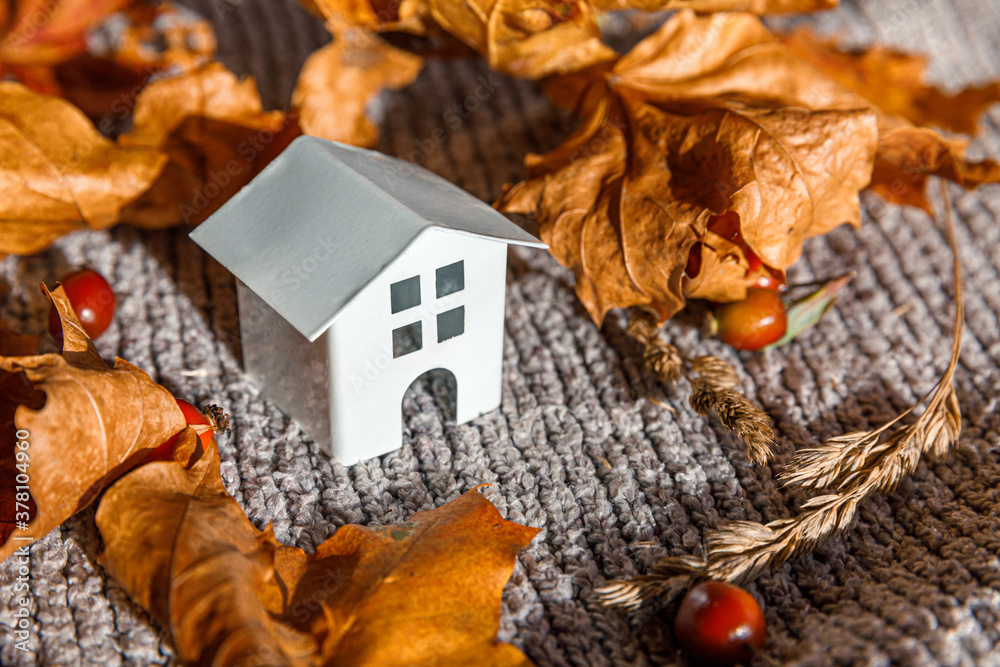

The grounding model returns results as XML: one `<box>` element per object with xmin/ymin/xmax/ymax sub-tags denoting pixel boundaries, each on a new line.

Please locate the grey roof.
<box><xmin>190</xmin><ymin>136</ymin><xmax>546</xmax><ymax>342</ymax></box>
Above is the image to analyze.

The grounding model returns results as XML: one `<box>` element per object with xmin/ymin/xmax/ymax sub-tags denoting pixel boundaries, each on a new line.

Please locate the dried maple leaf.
<box><xmin>0</xmin><ymin>82</ymin><xmax>167</xmax><ymax>255</ymax></box>
<box><xmin>310</xmin><ymin>0</ymin><xmax>615</xmax><ymax>79</ymax></box>
<box><xmin>498</xmin><ymin>11</ymin><xmax>878</xmax><ymax>323</ymax></box>
<box><xmin>95</xmin><ymin>2</ymin><xmax>217</xmax><ymax>73</ymax></box>
<box><xmin>303</xmin><ymin>0</ymin><xmax>433</xmax><ymax>36</ymax></box>
<box><xmin>592</xmin><ymin>0</ymin><xmax>836</xmax><ymax>11</ymax></box>
<box><xmin>119</xmin><ymin>62</ymin><xmax>301</xmax><ymax>226</ymax></box>
<box><xmin>292</xmin><ymin>23</ymin><xmax>423</xmax><ymax>147</ymax></box>
<box><xmin>1</xmin><ymin>0</ymin><xmax>216</xmax><ymax>117</ymax></box>
<box><xmin>97</xmin><ymin>433</ymin><xmax>538</xmax><ymax>666</ymax></box>
<box><xmin>0</xmin><ymin>285</ymin><xmax>185</xmax><ymax>562</ymax></box>
<box><xmin>50</xmin><ymin>2</ymin><xmax>218</xmax><ymax>119</ymax></box>
<box><xmin>782</xmin><ymin>29</ymin><xmax>1000</xmax><ymax>210</ymax></box>
<box><xmin>307</xmin><ymin>0</ymin><xmax>837</xmax><ymax>79</ymax></box>
<box><xmin>782</xmin><ymin>29</ymin><xmax>1000</xmax><ymax>135</ymax></box>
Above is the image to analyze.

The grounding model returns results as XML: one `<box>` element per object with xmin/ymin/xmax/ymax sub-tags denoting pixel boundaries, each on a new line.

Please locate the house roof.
<box><xmin>190</xmin><ymin>136</ymin><xmax>546</xmax><ymax>342</ymax></box>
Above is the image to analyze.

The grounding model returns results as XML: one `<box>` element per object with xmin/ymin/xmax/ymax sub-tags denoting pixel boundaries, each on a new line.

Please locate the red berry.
<box><xmin>149</xmin><ymin>399</ymin><xmax>214</xmax><ymax>461</ymax></box>
<box><xmin>674</xmin><ymin>581</ymin><xmax>766</xmax><ymax>667</ymax></box>
<box><xmin>714</xmin><ymin>289</ymin><xmax>787</xmax><ymax>351</ymax></box>
<box><xmin>48</xmin><ymin>269</ymin><xmax>116</xmax><ymax>342</ymax></box>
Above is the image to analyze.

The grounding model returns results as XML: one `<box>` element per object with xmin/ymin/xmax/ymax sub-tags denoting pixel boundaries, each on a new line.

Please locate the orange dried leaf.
<box><xmin>100</xmin><ymin>2</ymin><xmax>217</xmax><ymax>73</ymax></box>
<box><xmin>310</xmin><ymin>0</ymin><xmax>616</xmax><ymax>78</ymax></box>
<box><xmin>306</xmin><ymin>0</ymin><xmax>432</xmax><ymax>35</ymax></box>
<box><xmin>98</xmin><ymin>431</ymin><xmax>316</xmax><ymax>665</ymax></box>
<box><xmin>593</xmin><ymin>0</ymin><xmax>836</xmax><ymax>11</ymax></box>
<box><xmin>482</xmin><ymin>0</ymin><xmax>616</xmax><ymax>78</ymax></box>
<box><xmin>97</xmin><ymin>436</ymin><xmax>539</xmax><ymax>666</ymax></box>
<box><xmin>0</xmin><ymin>285</ymin><xmax>185</xmax><ymax>563</ymax></box>
<box><xmin>0</xmin><ymin>0</ymin><xmax>134</xmax><ymax>67</ymax></box>
<box><xmin>781</xmin><ymin>29</ymin><xmax>1000</xmax><ymax>210</ymax></box>
<box><xmin>49</xmin><ymin>2</ymin><xmax>218</xmax><ymax>118</ymax></box>
<box><xmin>499</xmin><ymin>11</ymin><xmax>878</xmax><ymax>323</ymax></box>
<box><xmin>869</xmin><ymin>126</ymin><xmax>1000</xmax><ymax>211</ymax></box>
<box><xmin>120</xmin><ymin>62</ymin><xmax>300</xmax><ymax>226</ymax></box>
<box><xmin>782</xmin><ymin>29</ymin><xmax>1000</xmax><ymax>134</ymax></box>
<box><xmin>292</xmin><ymin>25</ymin><xmax>423</xmax><ymax>147</ymax></box>
<box><xmin>0</xmin><ymin>83</ymin><xmax>168</xmax><ymax>255</ymax></box>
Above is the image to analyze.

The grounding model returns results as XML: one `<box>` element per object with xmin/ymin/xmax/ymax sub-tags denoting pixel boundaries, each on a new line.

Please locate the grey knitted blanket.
<box><xmin>2</xmin><ymin>0</ymin><xmax>1000</xmax><ymax>664</ymax></box>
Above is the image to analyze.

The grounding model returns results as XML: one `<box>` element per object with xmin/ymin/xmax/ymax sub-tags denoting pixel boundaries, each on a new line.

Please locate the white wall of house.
<box><xmin>325</xmin><ymin>228</ymin><xmax>509</xmax><ymax>465</ymax></box>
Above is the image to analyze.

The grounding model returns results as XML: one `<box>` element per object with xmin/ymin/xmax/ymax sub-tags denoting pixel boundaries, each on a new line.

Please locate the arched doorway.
<box><xmin>402</xmin><ymin>368</ymin><xmax>458</xmax><ymax>432</ymax></box>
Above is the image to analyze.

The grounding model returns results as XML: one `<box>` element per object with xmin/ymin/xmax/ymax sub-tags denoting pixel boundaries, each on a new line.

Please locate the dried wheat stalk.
<box><xmin>602</xmin><ymin>182</ymin><xmax>965</xmax><ymax>610</ymax></box>
<box><xmin>627</xmin><ymin>307</ymin><xmax>775</xmax><ymax>465</ymax></box>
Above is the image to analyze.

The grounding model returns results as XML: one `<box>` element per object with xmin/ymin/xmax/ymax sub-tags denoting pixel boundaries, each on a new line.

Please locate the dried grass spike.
<box><xmin>626</xmin><ymin>306</ymin><xmax>662</xmax><ymax>344</ymax></box>
<box><xmin>690</xmin><ymin>379</ymin><xmax>775</xmax><ymax>465</ymax></box>
<box><xmin>605</xmin><ymin>182</ymin><xmax>965</xmax><ymax>610</ymax></box>
<box><xmin>692</xmin><ymin>356</ymin><xmax>740</xmax><ymax>390</ymax></box>
<box><xmin>645</xmin><ymin>338</ymin><xmax>684</xmax><ymax>384</ymax></box>
<box><xmin>598</xmin><ymin>555</ymin><xmax>704</xmax><ymax>610</ymax></box>
<box><xmin>689</xmin><ymin>378</ymin><xmax>715</xmax><ymax>416</ymax></box>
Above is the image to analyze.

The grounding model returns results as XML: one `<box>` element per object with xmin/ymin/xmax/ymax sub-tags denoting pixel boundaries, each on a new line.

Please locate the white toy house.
<box><xmin>191</xmin><ymin>136</ymin><xmax>545</xmax><ymax>465</ymax></box>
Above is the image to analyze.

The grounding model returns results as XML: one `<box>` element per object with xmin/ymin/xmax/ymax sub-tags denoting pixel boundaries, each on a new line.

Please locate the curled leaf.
<box><xmin>0</xmin><ymin>0</ymin><xmax>135</xmax><ymax>69</ymax></box>
<box><xmin>593</xmin><ymin>0</ymin><xmax>837</xmax><ymax>10</ymax></box>
<box><xmin>0</xmin><ymin>83</ymin><xmax>167</xmax><ymax>254</ymax></box>
<box><xmin>97</xmin><ymin>436</ymin><xmax>539</xmax><ymax>666</ymax></box>
<box><xmin>0</xmin><ymin>285</ymin><xmax>184</xmax><ymax>562</ymax></box>
<box><xmin>498</xmin><ymin>11</ymin><xmax>878</xmax><ymax>323</ymax></box>
<box><xmin>292</xmin><ymin>24</ymin><xmax>424</xmax><ymax>147</ymax></box>
<box><xmin>782</xmin><ymin>29</ymin><xmax>1000</xmax><ymax>134</ymax></box>
<box><xmin>782</xmin><ymin>29</ymin><xmax>1000</xmax><ymax>210</ymax></box>
<box><xmin>869</xmin><ymin>127</ymin><xmax>1000</xmax><ymax>211</ymax></box>
<box><xmin>119</xmin><ymin>62</ymin><xmax>300</xmax><ymax>226</ymax></box>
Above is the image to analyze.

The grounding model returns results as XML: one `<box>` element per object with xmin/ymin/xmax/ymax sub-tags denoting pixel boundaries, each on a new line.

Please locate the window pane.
<box><xmin>392</xmin><ymin>321</ymin><xmax>422</xmax><ymax>357</ymax></box>
<box><xmin>390</xmin><ymin>276</ymin><xmax>420</xmax><ymax>313</ymax></box>
<box><xmin>437</xmin><ymin>306</ymin><xmax>464</xmax><ymax>343</ymax></box>
<box><xmin>436</xmin><ymin>261</ymin><xmax>464</xmax><ymax>298</ymax></box>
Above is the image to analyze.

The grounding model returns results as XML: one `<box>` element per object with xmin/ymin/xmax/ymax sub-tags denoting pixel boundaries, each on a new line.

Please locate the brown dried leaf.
<box><xmin>409</xmin><ymin>0</ymin><xmax>618</xmax><ymax>78</ymax></box>
<box><xmin>97</xmin><ymin>436</ymin><xmax>539</xmax><ymax>666</ymax></box>
<box><xmin>483</xmin><ymin>0</ymin><xmax>616</xmax><ymax>79</ymax></box>
<box><xmin>307</xmin><ymin>0</ymin><xmax>833</xmax><ymax>79</ymax></box>
<box><xmin>0</xmin><ymin>82</ymin><xmax>168</xmax><ymax>254</ymax></box>
<box><xmin>309</xmin><ymin>0</ymin><xmax>615</xmax><ymax>79</ymax></box>
<box><xmin>0</xmin><ymin>285</ymin><xmax>185</xmax><ymax>562</ymax></box>
<box><xmin>49</xmin><ymin>2</ymin><xmax>218</xmax><ymax>118</ymax></box>
<box><xmin>305</xmin><ymin>0</ymin><xmax>433</xmax><ymax>35</ymax></box>
<box><xmin>781</xmin><ymin>29</ymin><xmax>1000</xmax><ymax>210</ymax></box>
<box><xmin>499</xmin><ymin>11</ymin><xmax>878</xmax><ymax>323</ymax></box>
<box><xmin>0</xmin><ymin>0</ymin><xmax>134</xmax><ymax>68</ymax></box>
<box><xmin>98</xmin><ymin>2</ymin><xmax>217</xmax><ymax>73</ymax></box>
<box><xmin>869</xmin><ymin>126</ymin><xmax>1000</xmax><ymax>211</ymax></box>
<box><xmin>292</xmin><ymin>24</ymin><xmax>423</xmax><ymax>147</ymax></box>
<box><xmin>98</xmin><ymin>431</ymin><xmax>316</xmax><ymax>665</ymax></box>
<box><xmin>593</xmin><ymin>0</ymin><xmax>836</xmax><ymax>11</ymax></box>
<box><xmin>0</xmin><ymin>324</ymin><xmax>38</xmax><ymax>358</ymax></box>
<box><xmin>782</xmin><ymin>29</ymin><xmax>1000</xmax><ymax>134</ymax></box>
<box><xmin>119</xmin><ymin>62</ymin><xmax>301</xmax><ymax>226</ymax></box>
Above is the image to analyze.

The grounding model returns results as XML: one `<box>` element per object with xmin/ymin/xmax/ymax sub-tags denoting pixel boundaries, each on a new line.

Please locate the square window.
<box><xmin>390</xmin><ymin>276</ymin><xmax>420</xmax><ymax>313</ymax></box>
<box><xmin>437</xmin><ymin>306</ymin><xmax>464</xmax><ymax>343</ymax></box>
<box><xmin>392</xmin><ymin>322</ymin><xmax>422</xmax><ymax>357</ymax></box>
<box><xmin>436</xmin><ymin>261</ymin><xmax>464</xmax><ymax>298</ymax></box>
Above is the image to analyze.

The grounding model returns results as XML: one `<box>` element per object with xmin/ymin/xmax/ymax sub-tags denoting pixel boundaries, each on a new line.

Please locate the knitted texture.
<box><xmin>2</xmin><ymin>1</ymin><xmax>1000</xmax><ymax>664</ymax></box>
